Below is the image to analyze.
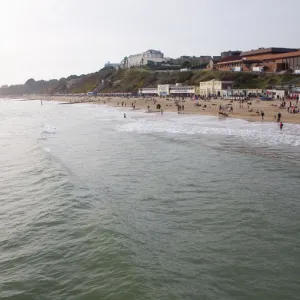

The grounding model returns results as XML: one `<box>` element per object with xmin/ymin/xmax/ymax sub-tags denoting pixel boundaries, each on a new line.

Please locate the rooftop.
<box><xmin>217</xmin><ymin>50</ymin><xmax>300</xmax><ymax>64</ymax></box>
<box><xmin>145</xmin><ymin>49</ymin><xmax>163</xmax><ymax>54</ymax></box>
<box><xmin>217</xmin><ymin>59</ymin><xmax>263</xmax><ymax>65</ymax></box>
<box><xmin>218</xmin><ymin>56</ymin><xmax>242</xmax><ymax>63</ymax></box>
<box><xmin>240</xmin><ymin>47</ymin><xmax>298</xmax><ymax>57</ymax></box>
<box><xmin>262</xmin><ymin>50</ymin><xmax>300</xmax><ymax>61</ymax></box>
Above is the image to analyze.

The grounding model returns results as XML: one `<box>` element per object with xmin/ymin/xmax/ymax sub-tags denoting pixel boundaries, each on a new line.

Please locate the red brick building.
<box><xmin>216</xmin><ymin>47</ymin><xmax>300</xmax><ymax>73</ymax></box>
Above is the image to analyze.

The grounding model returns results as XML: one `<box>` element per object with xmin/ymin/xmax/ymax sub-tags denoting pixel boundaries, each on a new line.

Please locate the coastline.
<box><xmin>20</xmin><ymin>95</ymin><xmax>300</xmax><ymax>124</ymax></box>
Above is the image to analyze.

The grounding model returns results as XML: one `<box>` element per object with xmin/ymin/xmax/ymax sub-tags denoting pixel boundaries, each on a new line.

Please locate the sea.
<box><xmin>0</xmin><ymin>99</ymin><xmax>300</xmax><ymax>300</ymax></box>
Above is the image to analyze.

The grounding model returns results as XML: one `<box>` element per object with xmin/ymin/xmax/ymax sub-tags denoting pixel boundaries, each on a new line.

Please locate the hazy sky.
<box><xmin>0</xmin><ymin>0</ymin><xmax>298</xmax><ymax>85</ymax></box>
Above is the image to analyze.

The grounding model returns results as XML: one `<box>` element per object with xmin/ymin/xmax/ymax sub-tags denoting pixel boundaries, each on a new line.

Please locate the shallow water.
<box><xmin>1</xmin><ymin>100</ymin><xmax>300</xmax><ymax>300</ymax></box>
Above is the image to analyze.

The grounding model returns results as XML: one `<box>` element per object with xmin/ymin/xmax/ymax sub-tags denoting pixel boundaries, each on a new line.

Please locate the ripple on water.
<box><xmin>1</xmin><ymin>101</ymin><xmax>300</xmax><ymax>300</ymax></box>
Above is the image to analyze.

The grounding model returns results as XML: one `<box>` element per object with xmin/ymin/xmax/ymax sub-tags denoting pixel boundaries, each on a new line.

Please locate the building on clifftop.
<box><xmin>126</xmin><ymin>49</ymin><xmax>165</xmax><ymax>68</ymax></box>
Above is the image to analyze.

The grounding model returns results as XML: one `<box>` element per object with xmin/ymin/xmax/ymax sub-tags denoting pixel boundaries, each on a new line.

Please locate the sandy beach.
<box><xmin>26</xmin><ymin>95</ymin><xmax>300</xmax><ymax>124</ymax></box>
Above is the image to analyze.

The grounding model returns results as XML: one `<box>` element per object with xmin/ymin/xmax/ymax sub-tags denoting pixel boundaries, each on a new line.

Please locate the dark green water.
<box><xmin>0</xmin><ymin>100</ymin><xmax>300</xmax><ymax>300</ymax></box>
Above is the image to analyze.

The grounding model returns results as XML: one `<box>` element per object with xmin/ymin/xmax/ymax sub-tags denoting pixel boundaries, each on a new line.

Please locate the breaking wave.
<box><xmin>116</xmin><ymin>114</ymin><xmax>300</xmax><ymax>147</ymax></box>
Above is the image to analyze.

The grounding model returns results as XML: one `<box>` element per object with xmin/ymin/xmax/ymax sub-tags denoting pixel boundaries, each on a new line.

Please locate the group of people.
<box><xmin>120</xmin><ymin>96</ymin><xmax>287</xmax><ymax>130</ymax></box>
<box><xmin>219</xmin><ymin>104</ymin><xmax>233</xmax><ymax>114</ymax></box>
<box><xmin>261</xmin><ymin>111</ymin><xmax>283</xmax><ymax>129</ymax></box>
<box><xmin>275</xmin><ymin>112</ymin><xmax>284</xmax><ymax>130</ymax></box>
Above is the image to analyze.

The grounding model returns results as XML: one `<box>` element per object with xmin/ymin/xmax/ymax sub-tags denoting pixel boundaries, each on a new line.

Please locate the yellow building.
<box><xmin>199</xmin><ymin>79</ymin><xmax>233</xmax><ymax>96</ymax></box>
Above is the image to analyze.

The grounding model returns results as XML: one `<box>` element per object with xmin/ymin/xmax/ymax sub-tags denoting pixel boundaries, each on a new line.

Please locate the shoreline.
<box><xmin>10</xmin><ymin>95</ymin><xmax>300</xmax><ymax>125</ymax></box>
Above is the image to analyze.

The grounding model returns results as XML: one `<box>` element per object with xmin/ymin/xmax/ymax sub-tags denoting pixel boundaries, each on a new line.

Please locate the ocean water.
<box><xmin>0</xmin><ymin>99</ymin><xmax>300</xmax><ymax>300</ymax></box>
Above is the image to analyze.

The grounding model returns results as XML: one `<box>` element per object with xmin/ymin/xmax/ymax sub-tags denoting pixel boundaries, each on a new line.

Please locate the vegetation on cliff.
<box><xmin>1</xmin><ymin>68</ymin><xmax>300</xmax><ymax>96</ymax></box>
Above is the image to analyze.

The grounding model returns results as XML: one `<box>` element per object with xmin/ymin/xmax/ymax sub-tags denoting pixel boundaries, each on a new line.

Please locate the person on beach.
<box><xmin>280</xmin><ymin>122</ymin><xmax>283</xmax><ymax>130</ymax></box>
<box><xmin>261</xmin><ymin>111</ymin><xmax>264</xmax><ymax>121</ymax></box>
<box><xmin>124</xmin><ymin>113</ymin><xmax>126</xmax><ymax>118</ymax></box>
<box><xmin>178</xmin><ymin>105</ymin><xmax>181</xmax><ymax>114</ymax></box>
<box><xmin>277</xmin><ymin>112</ymin><xmax>281</xmax><ymax>122</ymax></box>
<box><xmin>161</xmin><ymin>108</ymin><xmax>163</xmax><ymax>115</ymax></box>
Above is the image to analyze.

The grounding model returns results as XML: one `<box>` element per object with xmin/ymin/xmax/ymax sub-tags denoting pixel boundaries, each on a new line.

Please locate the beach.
<box><xmin>26</xmin><ymin>94</ymin><xmax>300</xmax><ymax>124</ymax></box>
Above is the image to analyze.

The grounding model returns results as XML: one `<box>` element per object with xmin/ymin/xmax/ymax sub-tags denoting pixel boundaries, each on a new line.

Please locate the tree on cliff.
<box><xmin>182</xmin><ymin>61</ymin><xmax>191</xmax><ymax>68</ymax></box>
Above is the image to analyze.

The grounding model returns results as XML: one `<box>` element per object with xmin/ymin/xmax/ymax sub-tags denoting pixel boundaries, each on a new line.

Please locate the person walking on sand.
<box><xmin>280</xmin><ymin>122</ymin><xmax>283</xmax><ymax>130</ymax></box>
<box><xmin>261</xmin><ymin>111</ymin><xmax>264</xmax><ymax>121</ymax></box>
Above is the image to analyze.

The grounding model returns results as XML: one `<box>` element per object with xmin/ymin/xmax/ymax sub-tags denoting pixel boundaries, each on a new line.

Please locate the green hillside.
<box><xmin>1</xmin><ymin>68</ymin><xmax>300</xmax><ymax>96</ymax></box>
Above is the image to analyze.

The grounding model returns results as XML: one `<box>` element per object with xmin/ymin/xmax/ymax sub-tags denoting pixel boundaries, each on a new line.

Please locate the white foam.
<box><xmin>42</xmin><ymin>124</ymin><xmax>57</xmax><ymax>134</ymax></box>
<box><xmin>116</xmin><ymin>112</ymin><xmax>300</xmax><ymax>147</ymax></box>
<box><xmin>69</xmin><ymin>103</ymin><xmax>300</xmax><ymax>148</ymax></box>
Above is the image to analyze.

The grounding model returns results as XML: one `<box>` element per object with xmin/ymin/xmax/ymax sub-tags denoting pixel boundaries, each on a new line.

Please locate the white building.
<box><xmin>157</xmin><ymin>84</ymin><xmax>195</xmax><ymax>96</ymax></box>
<box><xmin>266</xmin><ymin>89</ymin><xmax>285</xmax><ymax>99</ymax></box>
<box><xmin>139</xmin><ymin>87</ymin><xmax>158</xmax><ymax>95</ymax></box>
<box><xmin>170</xmin><ymin>85</ymin><xmax>195</xmax><ymax>95</ymax></box>
<box><xmin>158</xmin><ymin>84</ymin><xmax>170</xmax><ymax>96</ymax></box>
<box><xmin>127</xmin><ymin>49</ymin><xmax>165</xmax><ymax>68</ymax></box>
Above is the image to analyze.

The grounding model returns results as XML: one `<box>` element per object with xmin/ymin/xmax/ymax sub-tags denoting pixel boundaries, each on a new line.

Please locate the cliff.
<box><xmin>1</xmin><ymin>68</ymin><xmax>300</xmax><ymax>96</ymax></box>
